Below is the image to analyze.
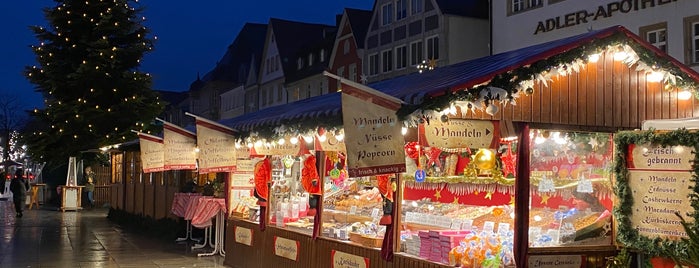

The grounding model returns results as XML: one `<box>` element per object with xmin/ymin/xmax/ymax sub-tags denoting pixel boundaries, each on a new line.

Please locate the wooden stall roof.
<box><xmin>218</xmin><ymin>25</ymin><xmax>699</xmax><ymax>136</ymax></box>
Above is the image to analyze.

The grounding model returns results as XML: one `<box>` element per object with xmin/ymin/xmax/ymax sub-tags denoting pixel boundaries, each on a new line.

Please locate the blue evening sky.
<box><xmin>0</xmin><ymin>1</ymin><xmax>375</xmax><ymax>110</ymax></box>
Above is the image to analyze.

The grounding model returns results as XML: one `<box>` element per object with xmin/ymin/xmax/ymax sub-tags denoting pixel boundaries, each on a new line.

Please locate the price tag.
<box><xmin>349</xmin><ymin>206</ymin><xmax>358</xmax><ymax>215</ymax></box>
<box><xmin>483</xmin><ymin>221</ymin><xmax>495</xmax><ymax>234</ymax></box>
<box><xmin>497</xmin><ymin>223</ymin><xmax>510</xmax><ymax>236</ymax></box>
<box><xmin>275</xmin><ymin>211</ymin><xmax>284</xmax><ymax>227</ymax></box>
<box><xmin>371</xmin><ymin>208</ymin><xmax>380</xmax><ymax>219</ymax></box>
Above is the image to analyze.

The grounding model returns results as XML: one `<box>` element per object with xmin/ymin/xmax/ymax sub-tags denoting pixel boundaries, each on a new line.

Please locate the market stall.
<box><xmin>220</xmin><ymin>25</ymin><xmax>699</xmax><ymax>268</ymax></box>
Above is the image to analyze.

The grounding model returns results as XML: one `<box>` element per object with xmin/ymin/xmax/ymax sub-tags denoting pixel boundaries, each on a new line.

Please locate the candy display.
<box><xmin>322</xmin><ymin>175</ymin><xmax>386</xmax><ymax>245</ymax></box>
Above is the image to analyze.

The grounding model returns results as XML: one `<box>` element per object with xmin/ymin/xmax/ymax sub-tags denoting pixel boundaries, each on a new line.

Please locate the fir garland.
<box><xmin>613</xmin><ymin>129</ymin><xmax>699</xmax><ymax>258</ymax></box>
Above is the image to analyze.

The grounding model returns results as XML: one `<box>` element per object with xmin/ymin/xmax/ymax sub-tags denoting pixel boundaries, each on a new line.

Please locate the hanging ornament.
<box><xmin>525</xmin><ymin>87</ymin><xmax>534</xmax><ymax>96</ymax></box>
<box><xmin>415</xmin><ymin>169</ymin><xmax>426</xmax><ymax>182</ymax></box>
<box><xmin>440</xmin><ymin>114</ymin><xmax>449</xmax><ymax>122</ymax></box>
<box><xmin>404</xmin><ymin>142</ymin><xmax>420</xmax><ymax>160</ymax></box>
<box><xmin>500</xmin><ymin>142</ymin><xmax>517</xmax><ymax>177</ymax></box>
<box><xmin>473</xmin><ymin>148</ymin><xmax>496</xmax><ymax>171</ymax></box>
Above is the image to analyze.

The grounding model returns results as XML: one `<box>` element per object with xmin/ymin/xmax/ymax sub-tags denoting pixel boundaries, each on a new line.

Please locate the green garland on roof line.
<box><xmin>397</xmin><ymin>32</ymin><xmax>699</xmax><ymax>120</ymax></box>
<box><xmin>240</xmin><ymin>31</ymin><xmax>699</xmax><ymax>141</ymax></box>
<box><xmin>613</xmin><ymin>129</ymin><xmax>699</xmax><ymax>259</ymax></box>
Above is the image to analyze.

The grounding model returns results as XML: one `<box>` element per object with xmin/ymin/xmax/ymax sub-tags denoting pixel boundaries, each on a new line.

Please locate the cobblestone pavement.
<box><xmin>0</xmin><ymin>199</ymin><xmax>228</xmax><ymax>267</ymax></box>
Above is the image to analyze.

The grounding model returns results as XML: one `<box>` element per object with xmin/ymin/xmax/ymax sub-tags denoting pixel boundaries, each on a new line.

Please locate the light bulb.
<box><xmin>647</xmin><ymin>71</ymin><xmax>664</xmax><ymax>82</ymax></box>
<box><xmin>588</xmin><ymin>53</ymin><xmax>600</xmax><ymax>63</ymax></box>
<box><xmin>678</xmin><ymin>90</ymin><xmax>693</xmax><ymax>100</ymax></box>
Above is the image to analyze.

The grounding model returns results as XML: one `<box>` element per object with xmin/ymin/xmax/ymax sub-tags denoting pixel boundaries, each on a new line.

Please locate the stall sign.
<box><xmin>331</xmin><ymin>250</ymin><xmax>369</xmax><ymax>268</ymax></box>
<box><xmin>421</xmin><ymin>119</ymin><xmax>499</xmax><ymax>148</ymax></box>
<box><xmin>628</xmin><ymin>144</ymin><xmax>693</xmax><ymax>170</ymax></box>
<box><xmin>234</xmin><ymin>226</ymin><xmax>253</xmax><ymax>246</ymax></box>
<box><xmin>315</xmin><ymin>133</ymin><xmax>346</xmax><ymax>152</ymax></box>
<box><xmin>137</xmin><ymin>132</ymin><xmax>165</xmax><ymax>173</ymax></box>
<box><xmin>230</xmin><ymin>173</ymin><xmax>254</xmax><ymax>187</ymax></box>
<box><xmin>196</xmin><ymin>119</ymin><xmax>237</xmax><ymax>174</ymax></box>
<box><xmin>341</xmin><ymin>83</ymin><xmax>406</xmax><ymax>177</ymax></box>
<box><xmin>627</xmin><ymin>170</ymin><xmax>693</xmax><ymax>239</ymax></box>
<box><xmin>273</xmin><ymin>236</ymin><xmax>299</xmax><ymax>261</ymax></box>
<box><xmin>252</xmin><ymin>136</ymin><xmax>305</xmax><ymax>156</ymax></box>
<box><xmin>236</xmin><ymin>159</ymin><xmax>256</xmax><ymax>172</ymax></box>
<box><xmin>528</xmin><ymin>255</ymin><xmax>582</xmax><ymax>268</ymax></box>
<box><xmin>163</xmin><ymin>121</ymin><xmax>197</xmax><ymax>170</ymax></box>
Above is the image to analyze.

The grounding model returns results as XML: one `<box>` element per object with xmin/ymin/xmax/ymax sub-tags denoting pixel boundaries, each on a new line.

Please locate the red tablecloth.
<box><xmin>171</xmin><ymin>193</ymin><xmax>202</xmax><ymax>218</ymax></box>
<box><xmin>191</xmin><ymin>197</ymin><xmax>226</xmax><ymax>228</ymax></box>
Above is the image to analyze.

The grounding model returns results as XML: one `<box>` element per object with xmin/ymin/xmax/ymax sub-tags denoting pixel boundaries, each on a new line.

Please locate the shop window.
<box><xmin>382</xmin><ymin>49</ymin><xmax>393</xmax><ymax>73</ymax></box>
<box><xmin>684</xmin><ymin>15</ymin><xmax>699</xmax><ymax>65</ymax></box>
<box><xmin>368</xmin><ymin>53</ymin><xmax>379</xmax><ymax>75</ymax></box>
<box><xmin>267</xmin><ymin>156</ymin><xmax>313</xmax><ymax>235</ymax></box>
<box><xmin>396</xmin><ymin>45</ymin><xmax>407</xmax><ymax>70</ymax></box>
<box><xmin>396</xmin><ymin>0</ymin><xmax>407</xmax><ymax>21</ymax></box>
<box><xmin>410</xmin><ymin>40</ymin><xmax>423</xmax><ymax>66</ymax></box>
<box><xmin>528</xmin><ymin>130</ymin><xmax>614</xmax><ymax>248</ymax></box>
<box><xmin>382</xmin><ymin>3</ymin><xmax>393</xmax><ymax>26</ymax></box>
<box><xmin>640</xmin><ymin>22</ymin><xmax>667</xmax><ymax>52</ymax></box>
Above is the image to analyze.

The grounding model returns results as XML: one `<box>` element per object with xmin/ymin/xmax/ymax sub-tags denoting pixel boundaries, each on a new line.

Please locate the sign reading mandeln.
<box><xmin>421</xmin><ymin>119</ymin><xmax>499</xmax><ymax>148</ymax></box>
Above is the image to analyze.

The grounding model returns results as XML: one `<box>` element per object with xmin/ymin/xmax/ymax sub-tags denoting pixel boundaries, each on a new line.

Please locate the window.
<box><xmin>277</xmin><ymin>85</ymin><xmax>283</xmax><ymax>102</ymax></box>
<box><xmin>308</xmin><ymin>53</ymin><xmax>314</xmax><ymax>66</ymax></box>
<box><xmin>369</xmin><ymin>53</ymin><xmax>379</xmax><ymax>75</ymax></box>
<box><xmin>510</xmin><ymin>0</ymin><xmax>543</xmax><ymax>14</ymax></box>
<box><xmin>529</xmin><ymin>0</ymin><xmax>543</xmax><ymax>8</ymax></box>
<box><xmin>261</xmin><ymin>89</ymin><xmax>268</xmax><ymax>106</ymax></box>
<box><xmin>685</xmin><ymin>15</ymin><xmax>699</xmax><ymax>65</ymax></box>
<box><xmin>396</xmin><ymin>0</ymin><xmax>407</xmax><ymax>21</ymax></box>
<box><xmin>382</xmin><ymin>3</ymin><xmax>393</xmax><ymax>26</ymax></box>
<box><xmin>396</xmin><ymin>45</ymin><xmax>407</xmax><ymax>69</ymax></box>
<box><xmin>349</xmin><ymin>63</ymin><xmax>357</xmax><ymax>82</ymax></box>
<box><xmin>512</xmin><ymin>0</ymin><xmax>524</xmax><ymax>13</ymax></box>
<box><xmin>410</xmin><ymin>40</ymin><xmax>423</xmax><ymax>66</ymax></box>
<box><xmin>297</xmin><ymin>58</ymin><xmax>303</xmax><ymax>70</ymax></box>
<box><xmin>344</xmin><ymin>40</ymin><xmax>350</xmax><ymax>55</ymax></box>
<box><xmin>411</xmin><ymin>0</ymin><xmax>423</xmax><ymax>15</ymax></box>
<box><xmin>640</xmin><ymin>22</ymin><xmax>667</xmax><ymax>52</ymax></box>
<box><xmin>320</xmin><ymin>49</ymin><xmax>325</xmax><ymax>62</ymax></box>
<box><xmin>382</xmin><ymin>49</ymin><xmax>393</xmax><ymax>73</ymax></box>
<box><xmin>337</xmin><ymin>66</ymin><xmax>345</xmax><ymax>89</ymax></box>
<box><xmin>426</xmin><ymin>36</ymin><xmax>439</xmax><ymax>60</ymax></box>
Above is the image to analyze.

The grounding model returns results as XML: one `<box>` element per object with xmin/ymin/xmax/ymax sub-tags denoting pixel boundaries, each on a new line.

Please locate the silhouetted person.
<box><xmin>10</xmin><ymin>169</ymin><xmax>29</xmax><ymax>217</ymax></box>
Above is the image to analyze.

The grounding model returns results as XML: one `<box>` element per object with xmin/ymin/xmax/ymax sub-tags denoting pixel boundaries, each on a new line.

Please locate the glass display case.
<box><xmin>267</xmin><ymin>155</ymin><xmax>314</xmax><ymax>235</ymax></box>
<box><xmin>528</xmin><ymin>130</ymin><xmax>614</xmax><ymax>248</ymax></box>
<box><xmin>321</xmin><ymin>152</ymin><xmax>387</xmax><ymax>247</ymax></box>
<box><xmin>399</xmin><ymin>141</ymin><xmax>517</xmax><ymax>267</ymax></box>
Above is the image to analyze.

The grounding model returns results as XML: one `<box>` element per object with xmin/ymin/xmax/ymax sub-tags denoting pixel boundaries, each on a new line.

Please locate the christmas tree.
<box><xmin>24</xmin><ymin>0</ymin><xmax>163</xmax><ymax>165</ymax></box>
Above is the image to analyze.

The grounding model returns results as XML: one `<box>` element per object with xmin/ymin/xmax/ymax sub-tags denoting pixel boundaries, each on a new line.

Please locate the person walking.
<box><xmin>10</xmin><ymin>169</ymin><xmax>29</xmax><ymax>217</ymax></box>
<box><xmin>84</xmin><ymin>167</ymin><xmax>95</xmax><ymax>208</ymax></box>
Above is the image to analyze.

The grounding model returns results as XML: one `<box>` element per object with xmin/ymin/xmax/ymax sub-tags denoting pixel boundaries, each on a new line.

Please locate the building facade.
<box><xmin>328</xmin><ymin>8</ymin><xmax>372</xmax><ymax>91</ymax></box>
<box><xmin>492</xmin><ymin>0</ymin><xmax>699</xmax><ymax>72</ymax></box>
<box><xmin>363</xmin><ymin>0</ymin><xmax>490</xmax><ymax>83</ymax></box>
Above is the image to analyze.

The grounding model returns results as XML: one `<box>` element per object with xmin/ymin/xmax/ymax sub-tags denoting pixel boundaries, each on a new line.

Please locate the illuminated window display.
<box><xmin>399</xmin><ymin>137</ymin><xmax>518</xmax><ymax>267</ymax></box>
<box><xmin>321</xmin><ymin>152</ymin><xmax>387</xmax><ymax>247</ymax></box>
<box><xmin>267</xmin><ymin>155</ymin><xmax>314</xmax><ymax>235</ymax></box>
<box><xmin>528</xmin><ymin>130</ymin><xmax>614</xmax><ymax>247</ymax></box>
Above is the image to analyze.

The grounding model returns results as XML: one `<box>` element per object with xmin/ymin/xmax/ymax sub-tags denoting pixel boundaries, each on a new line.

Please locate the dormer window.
<box><xmin>343</xmin><ymin>40</ymin><xmax>350</xmax><ymax>55</ymax></box>
<box><xmin>297</xmin><ymin>58</ymin><xmax>304</xmax><ymax>70</ymax></box>
<box><xmin>382</xmin><ymin>3</ymin><xmax>393</xmax><ymax>26</ymax></box>
<box><xmin>308</xmin><ymin>53</ymin><xmax>314</xmax><ymax>66</ymax></box>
